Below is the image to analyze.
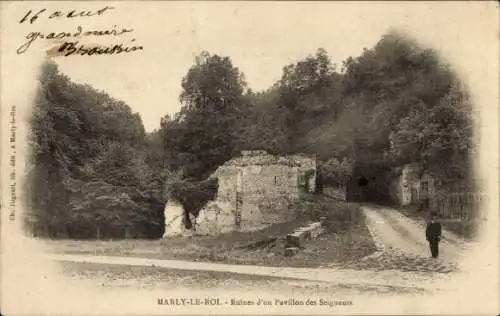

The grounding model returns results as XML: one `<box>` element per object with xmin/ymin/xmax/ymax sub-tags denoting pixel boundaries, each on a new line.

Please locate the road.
<box><xmin>45</xmin><ymin>252</ymin><xmax>446</xmax><ymax>289</ymax></box>
<box><xmin>360</xmin><ymin>205</ymin><xmax>473</xmax><ymax>271</ymax></box>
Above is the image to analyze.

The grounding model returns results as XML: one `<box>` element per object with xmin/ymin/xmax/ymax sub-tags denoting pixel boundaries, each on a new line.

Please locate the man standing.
<box><xmin>426</xmin><ymin>212</ymin><xmax>442</xmax><ymax>258</ymax></box>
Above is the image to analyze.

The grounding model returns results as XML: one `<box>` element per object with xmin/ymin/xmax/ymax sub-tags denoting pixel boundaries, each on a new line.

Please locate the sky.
<box><xmin>2</xmin><ymin>1</ymin><xmax>498</xmax><ymax>134</ymax></box>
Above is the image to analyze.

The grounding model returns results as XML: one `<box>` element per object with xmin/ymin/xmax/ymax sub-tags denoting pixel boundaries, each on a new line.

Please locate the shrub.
<box><xmin>292</xmin><ymin>194</ymin><xmax>364</xmax><ymax>231</ymax></box>
<box><xmin>323</xmin><ymin>200</ymin><xmax>363</xmax><ymax>231</ymax></box>
<box><xmin>441</xmin><ymin>220</ymin><xmax>478</xmax><ymax>240</ymax></box>
<box><xmin>168</xmin><ymin>178</ymin><xmax>218</xmax><ymax>225</ymax></box>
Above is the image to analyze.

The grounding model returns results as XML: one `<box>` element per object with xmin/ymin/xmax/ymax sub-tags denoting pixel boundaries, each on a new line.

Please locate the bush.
<box><xmin>168</xmin><ymin>178</ymin><xmax>218</xmax><ymax>228</ymax></box>
<box><xmin>323</xmin><ymin>200</ymin><xmax>364</xmax><ymax>231</ymax></box>
<box><xmin>442</xmin><ymin>220</ymin><xmax>478</xmax><ymax>240</ymax></box>
<box><xmin>316</xmin><ymin>159</ymin><xmax>353</xmax><ymax>189</ymax></box>
<box><xmin>292</xmin><ymin>194</ymin><xmax>364</xmax><ymax>231</ymax></box>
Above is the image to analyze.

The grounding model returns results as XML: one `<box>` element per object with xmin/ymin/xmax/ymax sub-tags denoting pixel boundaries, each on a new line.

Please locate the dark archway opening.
<box><xmin>347</xmin><ymin>162</ymin><xmax>392</xmax><ymax>204</ymax></box>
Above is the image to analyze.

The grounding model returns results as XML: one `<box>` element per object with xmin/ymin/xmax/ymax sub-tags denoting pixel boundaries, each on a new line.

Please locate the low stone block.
<box><xmin>309</xmin><ymin>222</ymin><xmax>322</xmax><ymax>230</ymax></box>
<box><xmin>311</xmin><ymin>227</ymin><xmax>325</xmax><ymax>238</ymax></box>
<box><xmin>284</xmin><ymin>247</ymin><xmax>300</xmax><ymax>257</ymax></box>
<box><xmin>286</xmin><ymin>232</ymin><xmax>306</xmax><ymax>248</ymax></box>
<box><xmin>310</xmin><ymin>222</ymin><xmax>325</xmax><ymax>237</ymax></box>
<box><xmin>295</xmin><ymin>228</ymin><xmax>312</xmax><ymax>238</ymax></box>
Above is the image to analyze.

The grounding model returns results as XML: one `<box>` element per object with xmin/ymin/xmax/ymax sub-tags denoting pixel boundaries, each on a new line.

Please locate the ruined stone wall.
<box><xmin>393</xmin><ymin>165</ymin><xmax>417</xmax><ymax>206</ymax></box>
<box><xmin>391</xmin><ymin>164</ymin><xmax>436</xmax><ymax>206</ymax></box>
<box><xmin>194</xmin><ymin>201</ymin><xmax>236</xmax><ymax>235</ymax></box>
<box><xmin>212</xmin><ymin>167</ymin><xmax>239</xmax><ymax>203</ymax></box>
<box><xmin>213</xmin><ymin>151</ymin><xmax>306</xmax><ymax>199</ymax></box>
<box><xmin>192</xmin><ymin>150</ymin><xmax>317</xmax><ymax>235</ymax></box>
<box><xmin>162</xmin><ymin>200</ymin><xmax>194</xmax><ymax>238</ymax></box>
<box><xmin>241</xmin><ymin>164</ymin><xmax>299</xmax><ymax>201</ymax></box>
<box><xmin>290</xmin><ymin>154</ymin><xmax>317</xmax><ymax>193</ymax></box>
<box><xmin>240</xmin><ymin>164</ymin><xmax>300</xmax><ymax>225</ymax></box>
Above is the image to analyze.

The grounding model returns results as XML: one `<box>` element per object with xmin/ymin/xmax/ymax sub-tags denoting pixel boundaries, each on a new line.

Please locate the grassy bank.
<box><xmin>44</xmin><ymin>195</ymin><xmax>376</xmax><ymax>268</ymax></box>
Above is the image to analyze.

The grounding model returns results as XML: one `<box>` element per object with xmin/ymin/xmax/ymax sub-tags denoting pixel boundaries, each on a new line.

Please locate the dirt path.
<box><xmin>361</xmin><ymin>205</ymin><xmax>471</xmax><ymax>267</ymax></box>
<box><xmin>44</xmin><ymin>253</ymin><xmax>449</xmax><ymax>290</ymax></box>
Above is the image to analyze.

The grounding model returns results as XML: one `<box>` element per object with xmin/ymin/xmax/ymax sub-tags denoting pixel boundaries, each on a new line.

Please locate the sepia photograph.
<box><xmin>1</xmin><ymin>1</ymin><xmax>498</xmax><ymax>315</ymax></box>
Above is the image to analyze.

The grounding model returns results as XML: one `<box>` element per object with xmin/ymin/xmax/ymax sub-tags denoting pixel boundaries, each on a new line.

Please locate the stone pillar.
<box><xmin>163</xmin><ymin>200</ymin><xmax>192</xmax><ymax>238</ymax></box>
<box><xmin>307</xmin><ymin>172</ymin><xmax>316</xmax><ymax>193</ymax></box>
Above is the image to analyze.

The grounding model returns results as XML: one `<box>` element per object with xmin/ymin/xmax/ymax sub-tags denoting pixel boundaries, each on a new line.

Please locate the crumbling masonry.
<box><xmin>163</xmin><ymin>150</ymin><xmax>317</xmax><ymax>237</ymax></box>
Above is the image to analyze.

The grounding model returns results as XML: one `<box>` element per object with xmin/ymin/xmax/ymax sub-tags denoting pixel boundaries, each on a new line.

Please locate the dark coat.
<box><xmin>426</xmin><ymin>222</ymin><xmax>442</xmax><ymax>242</ymax></box>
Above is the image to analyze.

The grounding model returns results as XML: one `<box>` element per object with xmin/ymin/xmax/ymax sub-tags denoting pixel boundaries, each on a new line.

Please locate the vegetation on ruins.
<box><xmin>26</xmin><ymin>30</ymin><xmax>476</xmax><ymax>239</ymax></box>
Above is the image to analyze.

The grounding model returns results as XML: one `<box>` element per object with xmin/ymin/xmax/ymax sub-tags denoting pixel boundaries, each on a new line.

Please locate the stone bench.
<box><xmin>284</xmin><ymin>247</ymin><xmax>300</xmax><ymax>257</ymax></box>
<box><xmin>285</xmin><ymin>221</ymin><xmax>326</xmax><ymax>253</ymax></box>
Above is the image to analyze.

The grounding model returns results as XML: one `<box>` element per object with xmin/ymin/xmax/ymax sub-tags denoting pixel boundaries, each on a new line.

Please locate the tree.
<box><xmin>389</xmin><ymin>80</ymin><xmax>476</xmax><ymax>190</ymax></box>
<box><xmin>162</xmin><ymin>52</ymin><xmax>248</xmax><ymax>180</ymax></box>
<box><xmin>276</xmin><ymin>48</ymin><xmax>343</xmax><ymax>152</ymax></box>
<box><xmin>25</xmin><ymin>60</ymin><xmax>161</xmax><ymax>239</ymax></box>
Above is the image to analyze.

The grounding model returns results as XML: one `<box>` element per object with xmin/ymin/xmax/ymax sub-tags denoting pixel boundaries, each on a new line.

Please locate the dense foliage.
<box><xmin>26</xmin><ymin>31</ymin><xmax>476</xmax><ymax>239</ymax></box>
<box><xmin>161</xmin><ymin>52</ymin><xmax>249</xmax><ymax>180</ymax></box>
<box><xmin>25</xmin><ymin>62</ymin><xmax>164</xmax><ymax>238</ymax></box>
<box><xmin>168</xmin><ymin>178</ymin><xmax>218</xmax><ymax>229</ymax></box>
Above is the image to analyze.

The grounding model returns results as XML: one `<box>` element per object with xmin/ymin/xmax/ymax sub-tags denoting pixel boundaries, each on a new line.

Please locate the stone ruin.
<box><xmin>162</xmin><ymin>199</ymin><xmax>194</xmax><ymax>237</ymax></box>
<box><xmin>162</xmin><ymin>150</ymin><xmax>317</xmax><ymax>237</ymax></box>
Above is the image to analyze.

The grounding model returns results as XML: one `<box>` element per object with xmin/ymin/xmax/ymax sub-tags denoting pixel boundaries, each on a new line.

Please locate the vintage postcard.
<box><xmin>1</xmin><ymin>1</ymin><xmax>498</xmax><ymax>315</ymax></box>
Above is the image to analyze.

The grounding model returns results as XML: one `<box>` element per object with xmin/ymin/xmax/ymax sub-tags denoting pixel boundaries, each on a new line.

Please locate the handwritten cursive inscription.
<box><xmin>54</xmin><ymin>41</ymin><xmax>143</xmax><ymax>57</ymax></box>
<box><xmin>17</xmin><ymin>26</ymin><xmax>134</xmax><ymax>54</ymax></box>
<box><xmin>16</xmin><ymin>6</ymin><xmax>143</xmax><ymax>57</ymax></box>
<box><xmin>19</xmin><ymin>6</ymin><xmax>114</xmax><ymax>24</ymax></box>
